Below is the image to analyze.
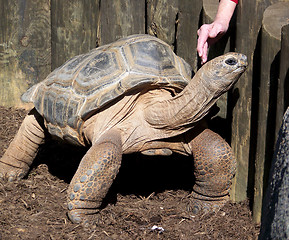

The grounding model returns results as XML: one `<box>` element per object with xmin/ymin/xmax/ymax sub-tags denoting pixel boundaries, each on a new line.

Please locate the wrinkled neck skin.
<box><xmin>144</xmin><ymin>64</ymin><xmax>229</xmax><ymax>133</ymax></box>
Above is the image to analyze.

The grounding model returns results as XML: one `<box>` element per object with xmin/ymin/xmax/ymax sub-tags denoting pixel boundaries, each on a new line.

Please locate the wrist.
<box><xmin>213</xmin><ymin>18</ymin><xmax>230</xmax><ymax>32</ymax></box>
<box><xmin>214</xmin><ymin>0</ymin><xmax>237</xmax><ymax>27</ymax></box>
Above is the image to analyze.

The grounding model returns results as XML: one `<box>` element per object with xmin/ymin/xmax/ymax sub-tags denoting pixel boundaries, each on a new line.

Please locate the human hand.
<box><xmin>197</xmin><ymin>21</ymin><xmax>228</xmax><ymax>64</ymax></box>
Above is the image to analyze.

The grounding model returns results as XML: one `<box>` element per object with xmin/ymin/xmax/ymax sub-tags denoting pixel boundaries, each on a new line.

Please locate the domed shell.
<box><xmin>22</xmin><ymin>34</ymin><xmax>192</xmax><ymax>145</ymax></box>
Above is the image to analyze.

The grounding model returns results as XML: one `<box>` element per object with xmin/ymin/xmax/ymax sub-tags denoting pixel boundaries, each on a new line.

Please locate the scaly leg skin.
<box><xmin>188</xmin><ymin>129</ymin><xmax>236</xmax><ymax>214</ymax></box>
<box><xmin>67</xmin><ymin>131</ymin><xmax>122</xmax><ymax>225</ymax></box>
<box><xmin>0</xmin><ymin>109</ymin><xmax>45</xmax><ymax>182</ymax></box>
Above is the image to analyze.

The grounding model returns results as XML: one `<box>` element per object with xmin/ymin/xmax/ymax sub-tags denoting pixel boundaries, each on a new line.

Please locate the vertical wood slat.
<box><xmin>147</xmin><ymin>0</ymin><xmax>202</xmax><ymax>71</ymax></box>
<box><xmin>147</xmin><ymin>0</ymin><xmax>179</xmax><ymax>48</ymax></box>
<box><xmin>0</xmin><ymin>0</ymin><xmax>51</xmax><ymax>108</ymax></box>
<box><xmin>230</xmin><ymin>0</ymin><xmax>273</xmax><ymax>204</ymax></box>
<box><xmin>97</xmin><ymin>0</ymin><xmax>146</xmax><ymax>46</ymax></box>
<box><xmin>253</xmin><ymin>2</ymin><xmax>289</xmax><ymax>224</ymax></box>
<box><xmin>276</xmin><ymin>24</ymin><xmax>289</xmax><ymax>137</ymax></box>
<box><xmin>51</xmin><ymin>0</ymin><xmax>99</xmax><ymax>70</ymax></box>
<box><xmin>175</xmin><ymin>0</ymin><xmax>202</xmax><ymax>72</ymax></box>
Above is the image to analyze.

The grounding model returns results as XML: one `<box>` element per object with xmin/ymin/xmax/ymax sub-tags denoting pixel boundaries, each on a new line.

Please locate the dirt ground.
<box><xmin>0</xmin><ymin>106</ymin><xmax>260</xmax><ymax>239</ymax></box>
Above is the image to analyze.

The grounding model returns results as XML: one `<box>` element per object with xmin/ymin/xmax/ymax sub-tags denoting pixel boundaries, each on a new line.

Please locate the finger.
<box><xmin>201</xmin><ymin>42</ymin><xmax>208</xmax><ymax>64</ymax></box>
<box><xmin>197</xmin><ymin>33</ymin><xmax>208</xmax><ymax>57</ymax></box>
<box><xmin>197</xmin><ymin>25</ymin><xmax>210</xmax><ymax>57</ymax></box>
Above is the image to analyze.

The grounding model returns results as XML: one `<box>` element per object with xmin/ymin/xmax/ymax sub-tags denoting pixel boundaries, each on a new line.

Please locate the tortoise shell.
<box><xmin>21</xmin><ymin>34</ymin><xmax>192</xmax><ymax>145</ymax></box>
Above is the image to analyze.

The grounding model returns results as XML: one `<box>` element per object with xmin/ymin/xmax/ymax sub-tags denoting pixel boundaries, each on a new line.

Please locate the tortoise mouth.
<box><xmin>232</xmin><ymin>65</ymin><xmax>246</xmax><ymax>73</ymax></box>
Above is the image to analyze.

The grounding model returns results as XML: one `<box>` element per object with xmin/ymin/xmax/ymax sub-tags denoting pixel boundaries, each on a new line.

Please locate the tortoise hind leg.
<box><xmin>67</xmin><ymin>131</ymin><xmax>122</xmax><ymax>224</ymax></box>
<box><xmin>0</xmin><ymin>109</ymin><xmax>46</xmax><ymax>181</ymax></box>
<box><xmin>188</xmin><ymin>129</ymin><xmax>236</xmax><ymax>214</ymax></box>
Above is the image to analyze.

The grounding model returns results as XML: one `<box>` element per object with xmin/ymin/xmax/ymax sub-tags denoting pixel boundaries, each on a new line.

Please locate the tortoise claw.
<box><xmin>187</xmin><ymin>199</ymin><xmax>224</xmax><ymax>215</ymax></box>
<box><xmin>187</xmin><ymin>191</ymin><xmax>229</xmax><ymax>215</ymax></box>
<box><xmin>68</xmin><ymin>208</ymin><xmax>100</xmax><ymax>226</ymax></box>
<box><xmin>0</xmin><ymin>162</ymin><xmax>27</xmax><ymax>182</ymax></box>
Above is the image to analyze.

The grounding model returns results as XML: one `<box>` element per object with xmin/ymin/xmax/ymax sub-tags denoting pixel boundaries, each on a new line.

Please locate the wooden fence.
<box><xmin>0</xmin><ymin>0</ymin><xmax>289</xmax><ymax>224</ymax></box>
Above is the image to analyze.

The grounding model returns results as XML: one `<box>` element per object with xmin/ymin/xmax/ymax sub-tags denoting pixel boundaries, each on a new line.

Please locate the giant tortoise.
<box><xmin>0</xmin><ymin>34</ymin><xmax>247</xmax><ymax>224</ymax></box>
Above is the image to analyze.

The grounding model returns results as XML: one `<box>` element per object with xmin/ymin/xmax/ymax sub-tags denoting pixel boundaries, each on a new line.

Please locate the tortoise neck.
<box><xmin>144</xmin><ymin>70</ymin><xmax>219</xmax><ymax>133</ymax></box>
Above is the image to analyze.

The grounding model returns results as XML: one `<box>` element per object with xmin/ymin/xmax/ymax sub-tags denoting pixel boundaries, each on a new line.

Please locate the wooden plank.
<box><xmin>98</xmin><ymin>0</ymin><xmax>145</xmax><ymax>45</ymax></box>
<box><xmin>147</xmin><ymin>0</ymin><xmax>178</xmax><ymax>48</ymax></box>
<box><xmin>253</xmin><ymin>2</ymin><xmax>289</xmax><ymax>224</ymax></box>
<box><xmin>51</xmin><ymin>0</ymin><xmax>99</xmax><ymax>69</ymax></box>
<box><xmin>276</xmin><ymin>24</ymin><xmax>289</xmax><ymax>137</ymax></box>
<box><xmin>230</xmin><ymin>0</ymin><xmax>274</xmax><ymax>205</ymax></box>
<box><xmin>175</xmin><ymin>0</ymin><xmax>202</xmax><ymax>71</ymax></box>
<box><xmin>0</xmin><ymin>0</ymin><xmax>51</xmax><ymax>107</ymax></box>
<box><xmin>147</xmin><ymin>0</ymin><xmax>201</xmax><ymax>71</ymax></box>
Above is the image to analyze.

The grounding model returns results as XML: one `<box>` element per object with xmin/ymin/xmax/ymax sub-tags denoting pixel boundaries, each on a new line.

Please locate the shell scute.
<box><xmin>73</xmin><ymin>50</ymin><xmax>127</xmax><ymax>97</ymax></box>
<box><xmin>55</xmin><ymin>97</ymin><xmax>66</xmax><ymax>128</ymax></box>
<box><xmin>124</xmin><ymin>40</ymin><xmax>177</xmax><ymax>74</ymax></box>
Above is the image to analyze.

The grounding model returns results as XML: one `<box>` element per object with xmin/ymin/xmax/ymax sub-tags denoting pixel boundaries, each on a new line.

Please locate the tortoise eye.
<box><xmin>225</xmin><ymin>58</ymin><xmax>237</xmax><ymax>66</ymax></box>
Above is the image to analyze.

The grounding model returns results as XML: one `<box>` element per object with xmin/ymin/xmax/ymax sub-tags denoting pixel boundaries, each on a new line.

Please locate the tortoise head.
<box><xmin>199</xmin><ymin>52</ymin><xmax>248</xmax><ymax>94</ymax></box>
<box><xmin>145</xmin><ymin>52</ymin><xmax>247</xmax><ymax>133</ymax></box>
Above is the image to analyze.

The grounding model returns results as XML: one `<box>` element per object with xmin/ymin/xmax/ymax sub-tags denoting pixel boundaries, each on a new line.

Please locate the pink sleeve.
<box><xmin>230</xmin><ymin>0</ymin><xmax>238</xmax><ymax>3</ymax></box>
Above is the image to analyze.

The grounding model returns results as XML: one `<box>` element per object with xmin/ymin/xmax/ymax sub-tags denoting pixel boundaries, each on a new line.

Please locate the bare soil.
<box><xmin>0</xmin><ymin>106</ymin><xmax>260</xmax><ymax>239</ymax></box>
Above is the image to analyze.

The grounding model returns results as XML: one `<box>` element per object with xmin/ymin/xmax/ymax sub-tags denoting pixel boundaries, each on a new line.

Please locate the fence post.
<box><xmin>97</xmin><ymin>0</ymin><xmax>146</xmax><ymax>45</ymax></box>
<box><xmin>51</xmin><ymin>0</ymin><xmax>99</xmax><ymax>69</ymax></box>
<box><xmin>147</xmin><ymin>0</ymin><xmax>201</xmax><ymax>71</ymax></box>
<box><xmin>253</xmin><ymin>3</ymin><xmax>289</xmax><ymax>224</ymax></box>
<box><xmin>0</xmin><ymin>0</ymin><xmax>51</xmax><ymax>107</ymax></box>
<box><xmin>230</xmin><ymin>0</ymin><xmax>273</xmax><ymax>205</ymax></box>
<box><xmin>175</xmin><ymin>0</ymin><xmax>202</xmax><ymax>71</ymax></box>
<box><xmin>276</xmin><ymin>24</ymin><xmax>289</xmax><ymax>137</ymax></box>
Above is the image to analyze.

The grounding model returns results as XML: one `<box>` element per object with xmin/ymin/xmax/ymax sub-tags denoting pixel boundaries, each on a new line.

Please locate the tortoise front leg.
<box><xmin>0</xmin><ymin>109</ymin><xmax>46</xmax><ymax>181</ymax></box>
<box><xmin>67</xmin><ymin>131</ymin><xmax>122</xmax><ymax>224</ymax></box>
<box><xmin>188</xmin><ymin>129</ymin><xmax>236</xmax><ymax>214</ymax></box>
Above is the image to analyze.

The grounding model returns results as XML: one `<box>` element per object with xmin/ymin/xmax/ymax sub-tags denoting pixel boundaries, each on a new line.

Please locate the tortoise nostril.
<box><xmin>225</xmin><ymin>58</ymin><xmax>238</xmax><ymax>66</ymax></box>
